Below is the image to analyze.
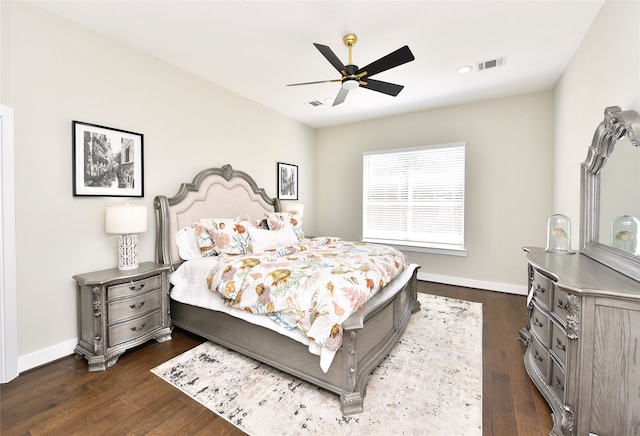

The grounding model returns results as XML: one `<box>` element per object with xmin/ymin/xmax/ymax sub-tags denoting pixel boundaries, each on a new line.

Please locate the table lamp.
<box><xmin>282</xmin><ymin>202</ymin><xmax>304</xmax><ymax>218</ymax></box>
<box><xmin>105</xmin><ymin>204</ymin><xmax>147</xmax><ymax>270</ymax></box>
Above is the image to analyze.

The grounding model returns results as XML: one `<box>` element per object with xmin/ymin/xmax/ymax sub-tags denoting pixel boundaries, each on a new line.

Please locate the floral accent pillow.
<box><xmin>266</xmin><ymin>212</ymin><xmax>304</xmax><ymax>241</ymax></box>
<box><xmin>195</xmin><ymin>218</ymin><xmax>253</xmax><ymax>256</ymax></box>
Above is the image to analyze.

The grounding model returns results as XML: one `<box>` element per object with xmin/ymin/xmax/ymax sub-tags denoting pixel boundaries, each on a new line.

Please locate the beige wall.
<box><xmin>554</xmin><ymin>0</ymin><xmax>640</xmax><ymax>245</ymax></box>
<box><xmin>1</xmin><ymin>2</ymin><xmax>315</xmax><ymax>366</ymax></box>
<box><xmin>315</xmin><ymin>92</ymin><xmax>554</xmax><ymax>290</ymax></box>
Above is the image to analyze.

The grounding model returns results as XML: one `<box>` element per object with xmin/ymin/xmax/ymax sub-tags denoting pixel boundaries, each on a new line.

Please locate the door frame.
<box><xmin>1</xmin><ymin>104</ymin><xmax>18</xmax><ymax>383</ymax></box>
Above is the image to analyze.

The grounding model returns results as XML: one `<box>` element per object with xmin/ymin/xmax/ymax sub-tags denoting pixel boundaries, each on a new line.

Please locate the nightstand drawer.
<box><xmin>108</xmin><ymin>275</ymin><xmax>161</xmax><ymax>299</ymax></box>
<box><xmin>107</xmin><ymin>289</ymin><xmax>161</xmax><ymax>323</ymax></box>
<box><xmin>108</xmin><ymin>310</ymin><xmax>162</xmax><ymax>347</ymax></box>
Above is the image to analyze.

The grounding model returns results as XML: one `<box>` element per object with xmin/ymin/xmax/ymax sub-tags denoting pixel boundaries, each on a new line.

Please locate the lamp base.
<box><xmin>118</xmin><ymin>233</ymin><xmax>139</xmax><ymax>271</ymax></box>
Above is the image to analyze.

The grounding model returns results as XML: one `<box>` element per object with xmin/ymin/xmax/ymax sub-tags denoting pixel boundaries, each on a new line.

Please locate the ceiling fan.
<box><xmin>287</xmin><ymin>34</ymin><xmax>415</xmax><ymax>106</ymax></box>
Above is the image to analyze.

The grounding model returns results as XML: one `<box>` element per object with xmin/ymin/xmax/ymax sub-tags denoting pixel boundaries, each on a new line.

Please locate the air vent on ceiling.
<box><xmin>304</xmin><ymin>100</ymin><xmax>324</xmax><ymax>108</ymax></box>
<box><xmin>477</xmin><ymin>56</ymin><xmax>507</xmax><ymax>71</ymax></box>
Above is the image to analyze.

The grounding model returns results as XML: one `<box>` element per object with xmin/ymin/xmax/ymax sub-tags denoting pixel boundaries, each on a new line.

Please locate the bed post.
<box><xmin>153</xmin><ymin>195</ymin><xmax>173</xmax><ymax>266</ymax></box>
<box><xmin>410</xmin><ymin>267</ymin><xmax>421</xmax><ymax>314</ymax></box>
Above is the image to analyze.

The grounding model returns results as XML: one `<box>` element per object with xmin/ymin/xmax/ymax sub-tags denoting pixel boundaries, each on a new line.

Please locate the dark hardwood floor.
<box><xmin>1</xmin><ymin>282</ymin><xmax>552</xmax><ymax>435</ymax></box>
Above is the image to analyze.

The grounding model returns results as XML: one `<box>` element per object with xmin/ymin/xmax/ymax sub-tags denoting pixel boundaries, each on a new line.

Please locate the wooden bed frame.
<box><xmin>154</xmin><ymin>164</ymin><xmax>420</xmax><ymax>415</ymax></box>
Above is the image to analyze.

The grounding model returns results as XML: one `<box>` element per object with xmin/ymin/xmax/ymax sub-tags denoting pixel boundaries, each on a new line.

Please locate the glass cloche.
<box><xmin>611</xmin><ymin>215</ymin><xmax>639</xmax><ymax>255</ymax></box>
<box><xmin>545</xmin><ymin>214</ymin><xmax>574</xmax><ymax>253</ymax></box>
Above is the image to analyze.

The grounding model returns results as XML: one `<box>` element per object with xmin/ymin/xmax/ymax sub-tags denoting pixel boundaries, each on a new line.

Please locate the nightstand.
<box><xmin>73</xmin><ymin>262</ymin><xmax>172</xmax><ymax>371</ymax></box>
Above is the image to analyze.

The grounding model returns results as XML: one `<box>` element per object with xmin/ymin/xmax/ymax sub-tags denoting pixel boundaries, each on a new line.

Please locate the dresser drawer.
<box><xmin>552</xmin><ymin>287</ymin><xmax>570</xmax><ymax>324</ymax></box>
<box><xmin>550</xmin><ymin>318</ymin><xmax>568</xmax><ymax>366</ymax></box>
<box><xmin>531</xmin><ymin>303</ymin><xmax>551</xmax><ymax>346</ymax></box>
<box><xmin>530</xmin><ymin>332</ymin><xmax>550</xmax><ymax>383</ymax></box>
<box><xmin>108</xmin><ymin>310</ymin><xmax>162</xmax><ymax>347</ymax></box>
<box><xmin>531</xmin><ymin>269</ymin><xmax>553</xmax><ymax>309</ymax></box>
<box><xmin>107</xmin><ymin>289</ymin><xmax>162</xmax><ymax>323</ymax></box>
<box><xmin>550</xmin><ymin>356</ymin><xmax>566</xmax><ymax>403</ymax></box>
<box><xmin>108</xmin><ymin>275</ymin><xmax>161</xmax><ymax>299</ymax></box>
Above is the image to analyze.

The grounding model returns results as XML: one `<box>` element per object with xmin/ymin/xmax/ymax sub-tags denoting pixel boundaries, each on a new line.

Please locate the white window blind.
<box><xmin>363</xmin><ymin>142</ymin><xmax>465</xmax><ymax>252</ymax></box>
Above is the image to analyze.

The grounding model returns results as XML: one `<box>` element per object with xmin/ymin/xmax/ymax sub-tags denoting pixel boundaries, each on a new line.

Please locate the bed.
<box><xmin>153</xmin><ymin>164</ymin><xmax>421</xmax><ymax>415</ymax></box>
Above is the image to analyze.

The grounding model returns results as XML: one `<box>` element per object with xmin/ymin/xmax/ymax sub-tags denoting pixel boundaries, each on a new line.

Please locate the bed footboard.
<box><xmin>169</xmin><ymin>265</ymin><xmax>420</xmax><ymax>415</ymax></box>
<box><xmin>338</xmin><ymin>265</ymin><xmax>420</xmax><ymax>414</ymax></box>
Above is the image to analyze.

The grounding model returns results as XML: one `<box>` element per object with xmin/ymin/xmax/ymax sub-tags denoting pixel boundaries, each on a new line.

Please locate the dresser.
<box><xmin>520</xmin><ymin>247</ymin><xmax>640</xmax><ymax>436</ymax></box>
<box><xmin>73</xmin><ymin>262</ymin><xmax>172</xmax><ymax>371</ymax></box>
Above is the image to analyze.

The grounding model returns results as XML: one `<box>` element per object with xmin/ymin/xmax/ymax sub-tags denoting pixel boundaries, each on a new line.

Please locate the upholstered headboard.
<box><xmin>154</xmin><ymin>164</ymin><xmax>280</xmax><ymax>267</ymax></box>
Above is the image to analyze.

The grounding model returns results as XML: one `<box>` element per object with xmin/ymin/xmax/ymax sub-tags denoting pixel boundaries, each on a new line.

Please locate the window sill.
<box><xmin>362</xmin><ymin>238</ymin><xmax>467</xmax><ymax>257</ymax></box>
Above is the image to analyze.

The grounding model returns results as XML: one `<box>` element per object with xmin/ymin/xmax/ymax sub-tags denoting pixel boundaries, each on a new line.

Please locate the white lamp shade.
<box><xmin>282</xmin><ymin>202</ymin><xmax>304</xmax><ymax>218</ymax></box>
<box><xmin>105</xmin><ymin>205</ymin><xmax>147</xmax><ymax>234</ymax></box>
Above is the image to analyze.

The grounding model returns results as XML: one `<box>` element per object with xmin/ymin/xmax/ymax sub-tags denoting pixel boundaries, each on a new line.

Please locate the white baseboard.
<box><xmin>18</xmin><ymin>338</ymin><xmax>77</xmax><ymax>373</ymax></box>
<box><xmin>418</xmin><ymin>272</ymin><xmax>528</xmax><ymax>295</ymax></box>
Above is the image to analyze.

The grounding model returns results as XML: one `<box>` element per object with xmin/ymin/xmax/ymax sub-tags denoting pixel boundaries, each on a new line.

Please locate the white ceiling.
<box><xmin>29</xmin><ymin>1</ymin><xmax>605</xmax><ymax>128</ymax></box>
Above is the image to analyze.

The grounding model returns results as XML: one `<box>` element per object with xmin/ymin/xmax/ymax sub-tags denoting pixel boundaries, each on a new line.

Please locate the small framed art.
<box><xmin>277</xmin><ymin>162</ymin><xmax>298</xmax><ymax>200</ymax></box>
<box><xmin>72</xmin><ymin>121</ymin><xmax>144</xmax><ymax>197</ymax></box>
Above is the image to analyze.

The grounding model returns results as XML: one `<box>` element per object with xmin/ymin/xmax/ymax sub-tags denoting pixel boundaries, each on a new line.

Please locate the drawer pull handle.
<box><xmin>534</xmin><ymin>349</ymin><xmax>544</xmax><ymax>362</ymax></box>
<box><xmin>555</xmin><ymin>338</ymin><xmax>566</xmax><ymax>351</ymax></box>
<box><xmin>533</xmin><ymin>317</ymin><xmax>544</xmax><ymax>327</ymax></box>
<box><xmin>129</xmin><ymin>283</ymin><xmax>145</xmax><ymax>291</ymax></box>
<box><xmin>129</xmin><ymin>301</ymin><xmax>146</xmax><ymax>310</ymax></box>
<box><xmin>555</xmin><ymin>377</ymin><xmax>564</xmax><ymax>392</ymax></box>
<box><xmin>557</xmin><ymin>299</ymin><xmax>569</xmax><ymax>311</ymax></box>
<box><xmin>130</xmin><ymin>323</ymin><xmax>146</xmax><ymax>332</ymax></box>
<box><xmin>535</xmin><ymin>284</ymin><xmax>546</xmax><ymax>294</ymax></box>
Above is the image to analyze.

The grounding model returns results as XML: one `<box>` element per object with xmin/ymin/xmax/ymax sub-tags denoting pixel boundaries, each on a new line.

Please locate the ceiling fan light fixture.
<box><xmin>342</xmin><ymin>78</ymin><xmax>359</xmax><ymax>90</ymax></box>
<box><xmin>288</xmin><ymin>34</ymin><xmax>415</xmax><ymax>107</ymax></box>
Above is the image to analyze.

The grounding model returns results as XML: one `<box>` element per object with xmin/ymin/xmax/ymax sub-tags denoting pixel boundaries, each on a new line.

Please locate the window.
<box><xmin>362</xmin><ymin>142</ymin><xmax>465</xmax><ymax>255</ymax></box>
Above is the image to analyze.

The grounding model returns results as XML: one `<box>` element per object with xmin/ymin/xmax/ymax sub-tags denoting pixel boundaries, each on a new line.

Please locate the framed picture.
<box><xmin>72</xmin><ymin>121</ymin><xmax>144</xmax><ymax>197</ymax></box>
<box><xmin>277</xmin><ymin>162</ymin><xmax>298</xmax><ymax>200</ymax></box>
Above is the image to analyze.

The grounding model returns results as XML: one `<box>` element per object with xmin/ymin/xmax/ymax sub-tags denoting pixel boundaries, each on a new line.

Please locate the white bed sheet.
<box><xmin>169</xmin><ymin>256</ymin><xmax>418</xmax><ymax>373</ymax></box>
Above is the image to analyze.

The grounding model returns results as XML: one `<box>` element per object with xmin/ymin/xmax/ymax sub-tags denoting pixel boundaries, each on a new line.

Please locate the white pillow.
<box><xmin>175</xmin><ymin>226</ymin><xmax>202</xmax><ymax>260</ymax></box>
<box><xmin>248</xmin><ymin>226</ymin><xmax>299</xmax><ymax>254</ymax></box>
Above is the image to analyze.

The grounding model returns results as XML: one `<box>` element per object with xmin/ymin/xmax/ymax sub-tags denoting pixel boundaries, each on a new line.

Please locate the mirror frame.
<box><xmin>580</xmin><ymin>106</ymin><xmax>640</xmax><ymax>282</ymax></box>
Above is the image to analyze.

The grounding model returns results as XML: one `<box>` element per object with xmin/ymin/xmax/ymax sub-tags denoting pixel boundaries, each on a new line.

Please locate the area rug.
<box><xmin>151</xmin><ymin>293</ymin><xmax>482</xmax><ymax>435</ymax></box>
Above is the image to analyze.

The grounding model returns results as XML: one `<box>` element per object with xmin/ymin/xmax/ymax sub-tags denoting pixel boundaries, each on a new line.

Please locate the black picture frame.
<box><xmin>72</xmin><ymin>121</ymin><xmax>144</xmax><ymax>197</ymax></box>
<box><xmin>277</xmin><ymin>162</ymin><xmax>298</xmax><ymax>200</ymax></box>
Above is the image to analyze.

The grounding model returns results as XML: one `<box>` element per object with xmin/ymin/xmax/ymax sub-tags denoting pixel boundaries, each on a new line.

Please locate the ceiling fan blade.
<box><xmin>356</xmin><ymin>45</ymin><xmax>415</xmax><ymax>78</ymax></box>
<box><xmin>360</xmin><ymin>78</ymin><xmax>404</xmax><ymax>97</ymax></box>
<box><xmin>286</xmin><ymin>79</ymin><xmax>342</xmax><ymax>86</ymax></box>
<box><xmin>332</xmin><ymin>87</ymin><xmax>349</xmax><ymax>106</ymax></box>
<box><xmin>314</xmin><ymin>43</ymin><xmax>347</xmax><ymax>74</ymax></box>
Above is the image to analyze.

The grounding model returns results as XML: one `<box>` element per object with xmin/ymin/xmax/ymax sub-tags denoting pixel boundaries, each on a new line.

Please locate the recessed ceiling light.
<box><xmin>457</xmin><ymin>65</ymin><xmax>473</xmax><ymax>74</ymax></box>
<box><xmin>324</xmin><ymin>98</ymin><xmax>334</xmax><ymax>105</ymax></box>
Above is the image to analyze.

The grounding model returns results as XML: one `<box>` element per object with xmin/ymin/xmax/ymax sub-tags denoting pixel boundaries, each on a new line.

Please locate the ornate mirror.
<box><xmin>580</xmin><ymin>106</ymin><xmax>640</xmax><ymax>282</ymax></box>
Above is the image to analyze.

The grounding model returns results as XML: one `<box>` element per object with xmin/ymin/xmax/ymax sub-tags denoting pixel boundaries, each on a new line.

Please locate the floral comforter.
<box><xmin>206</xmin><ymin>237</ymin><xmax>409</xmax><ymax>351</ymax></box>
